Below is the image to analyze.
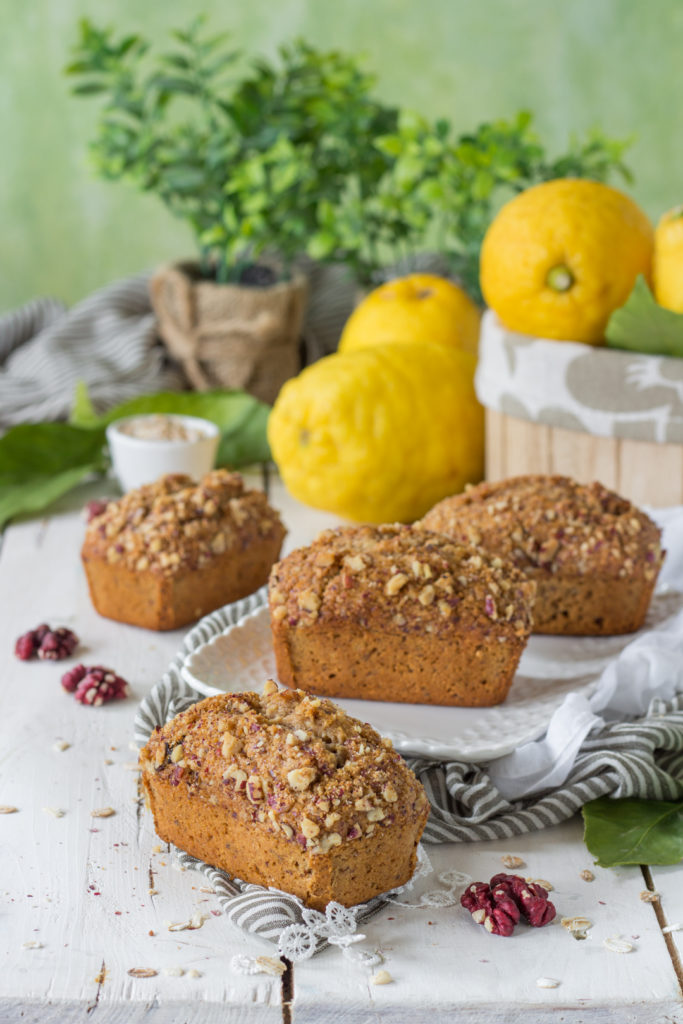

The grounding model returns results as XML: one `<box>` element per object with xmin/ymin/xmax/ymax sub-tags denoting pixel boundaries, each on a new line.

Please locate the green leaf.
<box><xmin>0</xmin><ymin>423</ymin><xmax>108</xmax><ymax>529</ymax></box>
<box><xmin>95</xmin><ymin>389</ymin><xmax>271</xmax><ymax>467</ymax></box>
<box><xmin>70</xmin><ymin>379</ymin><xmax>99</xmax><ymax>427</ymax></box>
<box><xmin>582</xmin><ymin>797</ymin><xmax>683</xmax><ymax>867</ymax></box>
<box><xmin>0</xmin><ymin>464</ymin><xmax>102</xmax><ymax>529</ymax></box>
<box><xmin>606</xmin><ymin>276</ymin><xmax>683</xmax><ymax>358</ymax></box>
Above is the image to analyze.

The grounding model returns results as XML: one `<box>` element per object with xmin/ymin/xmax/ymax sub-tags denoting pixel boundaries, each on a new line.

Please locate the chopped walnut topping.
<box><xmin>287</xmin><ymin>767</ymin><xmax>318</xmax><ymax>791</ymax></box>
<box><xmin>262</xmin><ymin>680</ymin><xmax>278</xmax><ymax>696</ymax></box>
<box><xmin>83</xmin><ymin>470</ymin><xmax>284</xmax><ymax>576</ymax></box>
<box><xmin>418</xmin><ymin>585</ymin><xmax>435</xmax><ymax>606</ymax></box>
<box><xmin>170</xmin><ymin>744</ymin><xmax>184</xmax><ymax>763</ymax></box>
<box><xmin>301</xmin><ymin>816</ymin><xmax>320</xmax><ymax>839</ymax></box>
<box><xmin>297</xmin><ymin>590</ymin><xmax>321</xmax><ymax>615</ymax></box>
<box><xmin>385</xmin><ymin>572</ymin><xmax>409</xmax><ymax>596</ymax></box>
<box><xmin>221</xmin><ymin>733</ymin><xmax>243</xmax><ymax>758</ymax></box>
<box><xmin>382</xmin><ymin>784</ymin><xmax>398</xmax><ymax>803</ymax></box>
<box><xmin>343</xmin><ymin>554</ymin><xmax>366</xmax><ymax>572</ymax></box>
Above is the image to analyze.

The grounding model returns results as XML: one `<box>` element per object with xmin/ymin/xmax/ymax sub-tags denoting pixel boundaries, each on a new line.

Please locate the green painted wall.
<box><xmin>2</xmin><ymin>0</ymin><xmax>683</xmax><ymax>311</ymax></box>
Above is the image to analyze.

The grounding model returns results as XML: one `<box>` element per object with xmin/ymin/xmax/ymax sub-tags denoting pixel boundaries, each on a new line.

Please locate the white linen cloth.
<box><xmin>489</xmin><ymin>506</ymin><xmax>683</xmax><ymax>798</ymax></box>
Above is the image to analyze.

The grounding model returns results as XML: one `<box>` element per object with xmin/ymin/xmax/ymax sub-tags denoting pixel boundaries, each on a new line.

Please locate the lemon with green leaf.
<box><xmin>480</xmin><ymin>178</ymin><xmax>653</xmax><ymax>344</ymax></box>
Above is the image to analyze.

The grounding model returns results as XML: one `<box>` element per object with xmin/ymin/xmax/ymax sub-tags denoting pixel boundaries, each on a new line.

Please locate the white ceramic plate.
<box><xmin>180</xmin><ymin>591</ymin><xmax>681</xmax><ymax>762</ymax></box>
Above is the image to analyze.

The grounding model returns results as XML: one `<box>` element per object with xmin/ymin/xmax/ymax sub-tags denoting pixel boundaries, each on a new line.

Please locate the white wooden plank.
<box><xmin>1</xmin><ymin>476</ymin><xmax>682</xmax><ymax>1021</ymax></box>
<box><xmin>290</xmin><ymin>819</ymin><xmax>683</xmax><ymax>1022</ymax></box>
<box><xmin>0</xmin><ymin>483</ymin><xmax>282</xmax><ymax>1021</ymax></box>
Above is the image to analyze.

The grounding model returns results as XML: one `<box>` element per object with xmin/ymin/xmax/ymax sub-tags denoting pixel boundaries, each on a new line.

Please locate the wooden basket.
<box><xmin>485</xmin><ymin>409</ymin><xmax>683</xmax><ymax>507</ymax></box>
<box><xmin>477</xmin><ymin>311</ymin><xmax>683</xmax><ymax>507</ymax></box>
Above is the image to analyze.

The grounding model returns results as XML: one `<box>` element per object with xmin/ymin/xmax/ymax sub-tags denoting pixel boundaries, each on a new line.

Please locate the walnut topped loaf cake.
<box><xmin>421</xmin><ymin>475</ymin><xmax>665</xmax><ymax>636</ymax></box>
<box><xmin>82</xmin><ymin>469</ymin><xmax>285</xmax><ymax>631</ymax></box>
<box><xmin>139</xmin><ymin>684</ymin><xmax>430</xmax><ymax>910</ymax></box>
<box><xmin>268</xmin><ymin>524</ymin><xmax>536</xmax><ymax>707</ymax></box>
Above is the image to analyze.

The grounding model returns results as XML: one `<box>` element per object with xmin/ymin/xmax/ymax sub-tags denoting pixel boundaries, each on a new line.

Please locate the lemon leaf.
<box><xmin>606</xmin><ymin>276</ymin><xmax>683</xmax><ymax>358</ymax></box>
<box><xmin>582</xmin><ymin>796</ymin><xmax>683</xmax><ymax>867</ymax></box>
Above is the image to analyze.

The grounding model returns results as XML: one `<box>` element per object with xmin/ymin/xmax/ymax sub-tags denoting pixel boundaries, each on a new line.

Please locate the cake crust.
<box><xmin>82</xmin><ymin>470</ymin><xmax>285</xmax><ymax>630</ymax></box>
<box><xmin>268</xmin><ymin>523</ymin><xmax>536</xmax><ymax>706</ymax></box>
<box><xmin>421</xmin><ymin>475</ymin><xmax>664</xmax><ymax>635</ymax></box>
<box><xmin>139</xmin><ymin>687</ymin><xmax>430</xmax><ymax>910</ymax></box>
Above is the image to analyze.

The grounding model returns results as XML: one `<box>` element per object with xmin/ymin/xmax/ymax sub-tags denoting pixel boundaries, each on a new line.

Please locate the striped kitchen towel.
<box><xmin>0</xmin><ymin>275</ymin><xmax>184</xmax><ymax>430</ymax></box>
<box><xmin>0</xmin><ymin>253</ymin><xmax>454</xmax><ymax>431</ymax></box>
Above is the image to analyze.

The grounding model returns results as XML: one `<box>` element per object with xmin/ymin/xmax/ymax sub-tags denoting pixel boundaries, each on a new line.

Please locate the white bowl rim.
<box><xmin>106</xmin><ymin>413</ymin><xmax>220</xmax><ymax>447</ymax></box>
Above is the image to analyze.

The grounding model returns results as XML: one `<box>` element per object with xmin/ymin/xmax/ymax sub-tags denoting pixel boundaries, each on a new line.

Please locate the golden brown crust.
<box><xmin>139</xmin><ymin>687</ymin><xmax>429</xmax><ymax>909</ymax></box>
<box><xmin>268</xmin><ymin>524</ymin><xmax>536</xmax><ymax>706</ymax></box>
<box><xmin>421</xmin><ymin>475</ymin><xmax>665</xmax><ymax>635</ymax></box>
<box><xmin>81</xmin><ymin>470</ymin><xmax>286</xmax><ymax>630</ymax></box>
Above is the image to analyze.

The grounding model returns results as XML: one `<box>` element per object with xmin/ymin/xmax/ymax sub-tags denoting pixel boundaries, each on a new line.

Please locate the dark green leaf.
<box><xmin>606</xmin><ymin>276</ymin><xmax>683</xmax><ymax>357</ymax></box>
<box><xmin>71</xmin><ymin>81</ymin><xmax>107</xmax><ymax>95</ymax></box>
<box><xmin>0</xmin><ymin>464</ymin><xmax>103</xmax><ymax>529</ymax></box>
<box><xmin>0</xmin><ymin>423</ymin><xmax>108</xmax><ymax>529</ymax></box>
<box><xmin>582</xmin><ymin>797</ymin><xmax>683</xmax><ymax>867</ymax></box>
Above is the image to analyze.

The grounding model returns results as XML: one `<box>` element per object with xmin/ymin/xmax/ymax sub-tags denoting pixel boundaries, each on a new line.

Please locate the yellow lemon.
<box><xmin>654</xmin><ymin>205</ymin><xmax>683</xmax><ymax>313</ymax></box>
<box><xmin>338</xmin><ymin>273</ymin><xmax>481</xmax><ymax>356</ymax></box>
<box><xmin>480</xmin><ymin>178</ymin><xmax>653</xmax><ymax>344</ymax></box>
<box><xmin>268</xmin><ymin>343</ymin><xmax>483</xmax><ymax>523</ymax></box>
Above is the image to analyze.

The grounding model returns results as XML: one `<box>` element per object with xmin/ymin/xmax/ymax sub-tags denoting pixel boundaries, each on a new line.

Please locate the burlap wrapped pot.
<box><xmin>150</xmin><ymin>263</ymin><xmax>308</xmax><ymax>405</ymax></box>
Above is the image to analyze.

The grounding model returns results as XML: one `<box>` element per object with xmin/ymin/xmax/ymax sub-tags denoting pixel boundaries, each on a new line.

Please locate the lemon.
<box><xmin>654</xmin><ymin>205</ymin><xmax>683</xmax><ymax>313</ymax></box>
<box><xmin>480</xmin><ymin>178</ymin><xmax>653</xmax><ymax>344</ymax></box>
<box><xmin>339</xmin><ymin>273</ymin><xmax>481</xmax><ymax>356</ymax></box>
<box><xmin>268</xmin><ymin>343</ymin><xmax>483</xmax><ymax>523</ymax></box>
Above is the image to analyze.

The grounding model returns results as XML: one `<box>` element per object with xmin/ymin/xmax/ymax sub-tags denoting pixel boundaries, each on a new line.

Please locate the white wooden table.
<box><xmin>1</xmin><ymin>473</ymin><xmax>682</xmax><ymax>1023</ymax></box>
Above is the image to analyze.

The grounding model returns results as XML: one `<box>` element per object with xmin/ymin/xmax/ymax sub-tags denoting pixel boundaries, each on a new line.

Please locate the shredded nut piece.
<box><xmin>371</xmin><ymin>969</ymin><xmax>393</xmax><ymax>985</ymax></box>
<box><xmin>128</xmin><ymin>968</ymin><xmax>158</xmax><ymax>978</ymax></box>
<box><xmin>580</xmin><ymin>869</ymin><xmax>595</xmax><ymax>882</ymax></box>
<box><xmin>0</xmin><ymin>805</ymin><xmax>18</xmax><ymax>814</ymax></box>
<box><xmin>603</xmin><ymin>936</ymin><xmax>634</xmax><ymax>954</ymax></box>
<box><xmin>561</xmin><ymin>916</ymin><xmax>592</xmax><ymax>940</ymax></box>
<box><xmin>501</xmin><ymin>854</ymin><xmax>525</xmax><ymax>869</ymax></box>
<box><xmin>91</xmin><ymin>807</ymin><xmax>116</xmax><ymax>818</ymax></box>
<box><xmin>526</xmin><ymin>878</ymin><xmax>554</xmax><ymax>892</ymax></box>
<box><xmin>43</xmin><ymin>807</ymin><xmax>66</xmax><ymax>818</ymax></box>
<box><xmin>536</xmin><ymin>977</ymin><xmax>560</xmax><ymax>989</ymax></box>
<box><xmin>53</xmin><ymin>740</ymin><xmax>71</xmax><ymax>752</ymax></box>
<box><xmin>640</xmin><ymin>890</ymin><xmax>659</xmax><ymax>903</ymax></box>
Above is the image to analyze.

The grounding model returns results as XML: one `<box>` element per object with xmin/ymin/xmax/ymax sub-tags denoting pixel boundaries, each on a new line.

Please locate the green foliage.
<box><xmin>67</xmin><ymin>20</ymin><xmax>396</xmax><ymax>281</ymax></box>
<box><xmin>333</xmin><ymin>110</ymin><xmax>633</xmax><ymax>297</ymax></box>
<box><xmin>582</xmin><ymin>796</ymin><xmax>683</xmax><ymax>867</ymax></box>
<box><xmin>606</xmin><ymin>275</ymin><xmax>683</xmax><ymax>357</ymax></box>
<box><xmin>67</xmin><ymin>18</ymin><xmax>632</xmax><ymax>299</ymax></box>
<box><xmin>0</xmin><ymin>423</ymin><xmax>108</xmax><ymax>529</ymax></box>
<box><xmin>0</xmin><ymin>387</ymin><xmax>270</xmax><ymax>529</ymax></box>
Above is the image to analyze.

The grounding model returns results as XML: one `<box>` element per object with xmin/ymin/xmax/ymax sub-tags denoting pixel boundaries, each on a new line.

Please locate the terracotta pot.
<box><xmin>149</xmin><ymin>262</ymin><xmax>308</xmax><ymax>405</ymax></box>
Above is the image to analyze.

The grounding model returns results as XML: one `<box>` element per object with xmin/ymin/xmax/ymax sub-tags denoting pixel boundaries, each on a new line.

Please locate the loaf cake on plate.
<box><xmin>139</xmin><ymin>684</ymin><xmax>429</xmax><ymax>910</ymax></box>
<box><xmin>268</xmin><ymin>523</ymin><xmax>536</xmax><ymax>707</ymax></box>
<box><xmin>82</xmin><ymin>469</ymin><xmax>285</xmax><ymax>631</ymax></box>
<box><xmin>421</xmin><ymin>475</ymin><xmax>664</xmax><ymax>635</ymax></box>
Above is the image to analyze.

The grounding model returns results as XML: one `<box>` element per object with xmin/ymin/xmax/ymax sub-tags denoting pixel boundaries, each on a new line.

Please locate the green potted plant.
<box><xmin>67</xmin><ymin>19</ymin><xmax>398</xmax><ymax>402</ymax></box>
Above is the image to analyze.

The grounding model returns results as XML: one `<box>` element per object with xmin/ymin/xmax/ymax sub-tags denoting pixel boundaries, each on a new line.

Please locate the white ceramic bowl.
<box><xmin>106</xmin><ymin>414</ymin><xmax>220</xmax><ymax>492</ymax></box>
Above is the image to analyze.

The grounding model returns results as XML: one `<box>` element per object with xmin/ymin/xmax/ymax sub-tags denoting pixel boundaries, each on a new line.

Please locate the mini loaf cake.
<box><xmin>82</xmin><ymin>470</ymin><xmax>285</xmax><ymax>631</ymax></box>
<box><xmin>268</xmin><ymin>524</ymin><xmax>536</xmax><ymax>707</ymax></box>
<box><xmin>421</xmin><ymin>475</ymin><xmax>664</xmax><ymax>636</ymax></box>
<box><xmin>139</xmin><ymin>685</ymin><xmax>430</xmax><ymax>910</ymax></box>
